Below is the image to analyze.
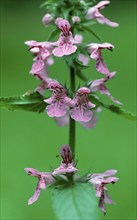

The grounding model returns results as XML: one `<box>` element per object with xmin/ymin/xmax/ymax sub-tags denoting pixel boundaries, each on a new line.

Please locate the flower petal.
<box><xmin>99</xmin><ymin>197</ymin><xmax>106</xmax><ymax>215</ymax></box>
<box><xmin>46</xmin><ymin>101</ymin><xmax>67</xmax><ymax>117</ymax></box>
<box><xmin>78</xmin><ymin>53</ymin><xmax>89</xmax><ymax>66</ymax></box>
<box><xmin>96</xmin><ymin>56</ymin><xmax>110</xmax><ymax>74</ymax></box>
<box><xmin>63</xmin><ymin>44</ymin><xmax>77</xmax><ymax>56</ymax></box>
<box><xmin>97</xmin><ymin>17</ymin><xmax>119</xmax><ymax>27</ymax></box>
<box><xmin>81</xmin><ymin>113</ymin><xmax>97</xmax><ymax>129</ymax></box>
<box><xmin>35</xmin><ymin>81</ymin><xmax>48</xmax><ymax>94</ymax></box>
<box><xmin>97</xmin><ymin>1</ymin><xmax>110</xmax><ymax>9</ymax></box>
<box><xmin>104</xmin><ymin>190</ymin><xmax>114</xmax><ymax>204</ymax></box>
<box><xmin>25</xmin><ymin>40</ymin><xmax>40</xmax><ymax>47</ymax></box>
<box><xmin>53</xmin><ymin>46</ymin><xmax>64</xmax><ymax>57</ymax></box>
<box><xmin>70</xmin><ymin>106</ymin><xmax>93</xmax><ymax>122</ymax></box>
<box><xmin>103</xmin><ymin>177</ymin><xmax>119</xmax><ymax>184</ymax></box>
<box><xmin>24</xmin><ymin>168</ymin><xmax>40</xmax><ymax>177</ymax></box>
<box><xmin>52</xmin><ymin>163</ymin><xmax>77</xmax><ymax>175</ymax></box>
<box><xmin>103</xmin><ymin>169</ymin><xmax>117</xmax><ymax>176</ymax></box>
<box><xmin>54</xmin><ymin>113</ymin><xmax>69</xmax><ymax>127</ymax></box>
<box><xmin>28</xmin><ymin>181</ymin><xmax>41</xmax><ymax>205</ymax></box>
<box><xmin>30</xmin><ymin>60</ymin><xmax>45</xmax><ymax>74</ymax></box>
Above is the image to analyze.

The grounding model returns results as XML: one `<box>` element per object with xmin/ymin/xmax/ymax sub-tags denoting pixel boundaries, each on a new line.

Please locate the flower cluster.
<box><xmin>25</xmin><ymin>2</ymin><xmax>121</xmax><ymax>129</ymax></box>
<box><xmin>44</xmin><ymin>81</ymin><xmax>98</xmax><ymax>128</ymax></box>
<box><xmin>25</xmin><ymin>145</ymin><xmax>77</xmax><ymax>205</ymax></box>
<box><xmin>25</xmin><ymin>145</ymin><xmax>119</xmax><ymax>214</ymax></box>
<box><xmin>43</xmin><ymin>70</ymin><xmax>122</xmax><ymax>128</ymax></box>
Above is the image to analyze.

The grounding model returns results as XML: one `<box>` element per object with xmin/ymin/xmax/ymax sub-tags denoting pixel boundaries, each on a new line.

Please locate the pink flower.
<box><xmin>89</xmin><ymin>169</ymin><xmax>119</xmax><ymax>214</ymax></box>
<box><xmin>88</xmin><ymin>72</ymin><xmax>122</xmax><ymax>104</ymax></box>
<box><xmin>53</xmin><ymin>18</ymin><xmax>77</xmax><ymax>57</ymax></box>
<box><xmin>42</xmin><ymin>13</ymin><xmax>54</xmax><ymax>26</ymax></box>
<box><xmin>25</xmin><ymin>40</ymin><xmax>52</xmax><ymax>61</ymax></box>
<box><xmin>88</xmin><ymin>43</ymin><xmax>114</xmax><ymax>74</ymax></box>
<box><xmin>70</xmin><ymin>87</ymin><xmax>95</xmax><ymax>122</ymax></box>
<box><xmin>44</xmin><ymin>81</ymin><xmax>71</xmax><ymax>117</ymax></box>
<box><xmin>86</xmin><ymin>1</ymin><xmax>119</xmax><ymax>27</ymax></box>
<box><xmin>52</xmin><ymin>145</ymin><xmax>77</xmax><ymax>175</ymax></box>
<box><xmin>25</xmin><ymin>41</ymin><xmax>53</xmax><ymax>78</ymax></box>
<box><xmin>24</xmin><ymin>168</ymin><xmax>54</xmax><ymax>205</ymax></box>
<box><xmin>25</xmin><ymin>41</ymin><xmax>54</xmax><ymax>93</ymax></box>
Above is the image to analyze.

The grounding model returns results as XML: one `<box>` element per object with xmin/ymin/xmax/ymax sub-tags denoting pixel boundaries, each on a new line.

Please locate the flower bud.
<box><xmin>72</xmin><ymin>16</ymin><xmax>81</xmax><ymax>24</ymax></box>
<box><xmin>60</xmin><ymin>145</ymin><xmax>72</xmax><ymax>164</ymax></box>
<box><xmin>42</xmin><ymin>13</ymin><xmax>54</xmax><ymax>26</ymax></box>
<box><xmin>55</xmin><ymin>18</ymin><xmax>71</xmax><ymax>35</ymax></box>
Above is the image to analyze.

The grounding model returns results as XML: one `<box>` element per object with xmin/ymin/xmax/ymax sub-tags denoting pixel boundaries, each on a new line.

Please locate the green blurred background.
<box><xmin>0</xmin><ymin>0</ymin><xmax>136</xmax><ymax>219</ymax></box>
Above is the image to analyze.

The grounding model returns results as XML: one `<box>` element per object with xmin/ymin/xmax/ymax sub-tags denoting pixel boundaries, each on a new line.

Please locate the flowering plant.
<box><xmin>1</xmin><ymin>0</ymin><xmax>136</xmax><ymax>219</ymax></box>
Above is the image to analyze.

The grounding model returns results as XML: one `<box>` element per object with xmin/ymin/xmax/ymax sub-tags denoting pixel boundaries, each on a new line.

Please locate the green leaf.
<box><xmin>48</xmin><ymin>28</ymin><xmax>60</xmax><ymax>41</ymax></box>
<box><xmin>40</xmin><ymin>1</ymin><xmax>49</xmax><ymax>8</ymax></box>
<box><xmin>81</xmin><ymin>25</ymin><xmax>101</xmax><ymax>41</ymax></box>
<box><xmin>74</xmin><ymin>60</ymin><xmax>89</xmax><ymax>69</ymax></box>
<box><xmin>52</xmin><ymin>182</ymin><xmax>98</xmax><ymax>220</ymax></box>
<box><xmin>89</xmin><ymin>95</ymin><xmax>137</xmax><ymax>120</ymax></box>
<box><xmin>0</xmin><ymin>91</ymin><xmax>47</xmax><ymax>113</ymax></box>
<box><xmin>75</xmin><ymin>70</ymin><xmax>88</xmax><ymax>82</ymax></box>
<box><xmin>107</xmin><ymin>105</ymin><xmax>137</xmax><ymax>120</ymax></box>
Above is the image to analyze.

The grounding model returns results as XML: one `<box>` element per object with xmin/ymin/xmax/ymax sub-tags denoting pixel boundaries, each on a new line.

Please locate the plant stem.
<box><xmin>69</xmin><ymin>66</ymin><xmax>76</xmax><ymax>156</ymax></box>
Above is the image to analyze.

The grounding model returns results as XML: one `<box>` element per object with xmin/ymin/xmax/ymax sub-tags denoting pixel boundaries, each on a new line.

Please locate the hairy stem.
<box><xmin>69</xmin><ymin>66</ymin><xmax>76</xmax><ymax>156</ymax></box>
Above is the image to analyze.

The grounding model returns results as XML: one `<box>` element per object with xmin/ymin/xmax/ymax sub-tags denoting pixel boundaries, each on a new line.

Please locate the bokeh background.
<box><xmin>1</xmin><ymin>0</ymin><xmax>136</xmax><ymax>219</ymax></box>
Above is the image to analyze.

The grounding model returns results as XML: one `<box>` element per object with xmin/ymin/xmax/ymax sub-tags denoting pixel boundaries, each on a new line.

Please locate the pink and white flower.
<box><xmin>25</xmin><ymin>40</ymin><xmax>54</xmax><ymax>93</ymax></box>
<box><xmin>89</xmin><ymin>169</ymin><xmax>119</xmax><ymax>214</ymax></box>
<box><xmin>52</xmin><ymin>145</ymin><xmax>77</xmax><ymax>175</ymax></box>
<box><xmin>88</xmin><ymin>43</ymin><xmax>114</xmax><ymax>74</ymax></box>
<box><xmin>86</xmin><ymin>1</ymin><xmax>119</xmax><ymax>27</ymax></box>
<box><xmin>44</xmin><ymin>81</ymin><xmax>71</xmax><ymax>117</ymax></box>
<box><xmin>88</xmin><ymin>72</ymin><xmax>122</xmax><ymax>104</ymax></box>
<box><xmin>24</xmin><ymin>168</ymin><xmax>54</xmax><ymax>205</ymax></box>
<box><xmin>53</xmin><ymin>18</ymin><xmax>77</xmax><ymax>57</ymax></box>
<box><xmin>70</xmin><ymin>87</ymin><xmax>95</xmax><ymax>122</ymax></box>
<box><xmin>25</xmin><ymin>40</ymin><xmax>53</xmax><ymax>79</ymax></box>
